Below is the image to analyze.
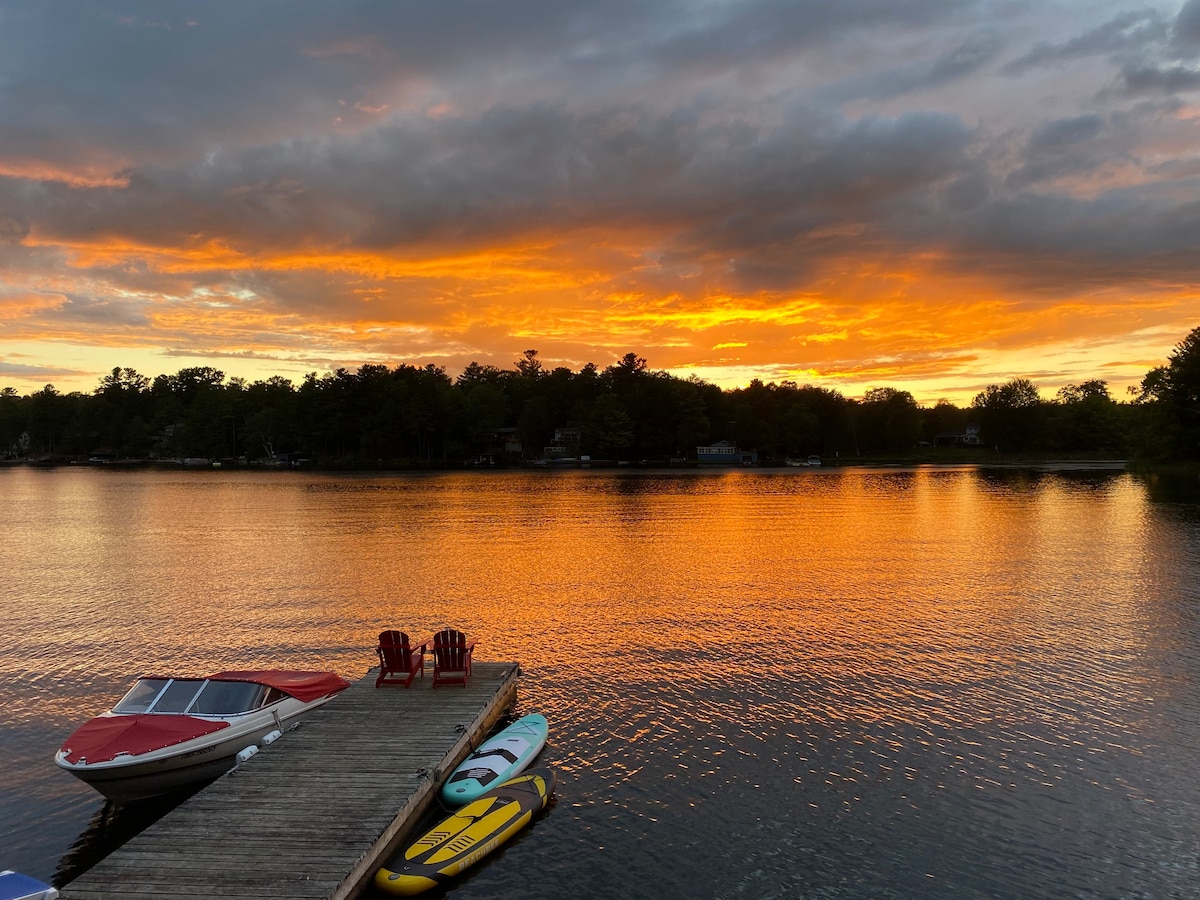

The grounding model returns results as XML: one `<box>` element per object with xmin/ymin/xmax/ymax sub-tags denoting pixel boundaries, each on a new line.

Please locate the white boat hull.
<box><xmin>55</xmin><ymin>671</ymin><xmax>348</xmax><ymax>803</ymax></box>
<box><xmin>56</xmin><ymin>701</ymin><xmax>322</xmax><ymax>802</ymax></box>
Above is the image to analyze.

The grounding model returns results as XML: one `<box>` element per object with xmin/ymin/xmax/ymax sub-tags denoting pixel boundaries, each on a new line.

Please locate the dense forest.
<box><xmin>3</xmin><ymin>327</ymin><xmax>1200</xmax><ymax>467</ymax></box>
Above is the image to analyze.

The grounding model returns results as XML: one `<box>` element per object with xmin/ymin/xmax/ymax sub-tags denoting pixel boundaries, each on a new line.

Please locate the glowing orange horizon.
<box><xmin>1</xmin><ymin>220</ymin><xmax>1192</xmax><ymax>406</ymax></box>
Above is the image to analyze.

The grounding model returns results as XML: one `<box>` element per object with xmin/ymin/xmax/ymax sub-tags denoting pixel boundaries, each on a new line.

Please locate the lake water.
<box><xmin>3</xmin><ymin>464</ymin><xmax>1200</xmax><ymax>898</ymax></box>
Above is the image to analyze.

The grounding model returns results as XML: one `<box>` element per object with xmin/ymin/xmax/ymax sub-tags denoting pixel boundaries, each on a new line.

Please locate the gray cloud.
<box><xmin>1004</xmin><ymin>114</ymin><xmax>1109</xmax><ymax>188</ymax></box>
<box><xmin>823</xmin><ymin>31</ymin><xmax>1004</xmax><ymax>102</ymax></box>
<box><xmin>45</xmin><ymin>294</ymin><xmax>154</xmax><ymax>328</ymax></box>
<box><xmin>0</xmin><ymin>358</ymin><xmax>87</xmax><ymax>380</ymax></box>
<box><xmin>1001</xmin><ymin>8</ymin><xmax>1170</xmax><ymax>75</ymax></box>
<box><xmin>2</xmin><ymin>0</ymin><xmax>1199</xmax><ymax>398</ymax></box>
<box><xmin>0</xmin><ymin>0</ymin><xmax>968</xmax><ymax>172</ymax></box>
<box><xmin>1176</xmin><ymin>0</ymin><xmax>1200</xmax><ymax>45</ymax></box>
<box><xmin>1116</xmin><ymin>62</ymin><xmax>1200</xmax><ymax>93</ymax></box>
<box><xmin>8</xmin><ymin>102</ymin><xmax>976</xmax><ymax>302</ymax></box>
<box><xmin>0</xmin><ymin>214</ymin><xmax>28</xmax><ymax>244</ymax></box>
<box><xmin>1029</xmin><ymin>115</ymin><xmax>1106</xmax><ymax>150</ymax></box>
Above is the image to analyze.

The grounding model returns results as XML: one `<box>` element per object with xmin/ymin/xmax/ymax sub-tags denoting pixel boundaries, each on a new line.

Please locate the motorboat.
<box><xmin>55</xmin><ymin>670</ymin><xmax>350</xmax><ymax>803</ymax></box>
<box><xmin>785</xmin><ymin>455</ymin><xmax>823</xmax><ymax>467</ymax></box>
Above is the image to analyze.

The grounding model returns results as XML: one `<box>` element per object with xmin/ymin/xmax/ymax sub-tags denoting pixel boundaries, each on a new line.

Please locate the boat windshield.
<box><xmin>112</xmin><ymin>678</ymin><xmax>276</xmax><ymax>715</ymax></box>
<box><xmin>153</xmin><ymin>679</ymin><xmax>207</xmax><ymax>713</ymax></box>
<box><xmin>189</xmin><ymin>680</ymin><xmax>271</xmax><ymax>715</ymax></box>
<box><xmin>113</xmin><ymin>678</ymin><xmax>170</xmax><ymax>713</ymax></box>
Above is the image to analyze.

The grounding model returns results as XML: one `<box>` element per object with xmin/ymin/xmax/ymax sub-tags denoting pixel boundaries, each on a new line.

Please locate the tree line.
<box><xmin>3</xmin><ymin>328</ymin><xmax>1199</xmax><ymax>466</ymax></box>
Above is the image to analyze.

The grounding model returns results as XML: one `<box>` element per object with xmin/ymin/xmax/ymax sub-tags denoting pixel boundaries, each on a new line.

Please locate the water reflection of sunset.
<box><xmin>5</xmin><ymin>469</ymin><xmax>1164</xmax><ymax>720</ymax></box>
<box><xmin>7</xmin><ymin>466</ymin><xmax>1200</xmax><ymax>896</ymax></box>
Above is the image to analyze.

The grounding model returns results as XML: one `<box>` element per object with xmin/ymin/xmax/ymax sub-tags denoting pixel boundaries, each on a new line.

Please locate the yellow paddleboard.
<box><xmin>375</xmin><ymin>766</ymin><xmax>555</xmax><ymax>896</ymax></box>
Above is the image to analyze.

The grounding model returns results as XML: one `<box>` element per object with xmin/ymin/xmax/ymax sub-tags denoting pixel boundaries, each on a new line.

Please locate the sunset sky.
<box><xmin>2</xmin><ymin>1</ymin><xmax>1199</xmax><ymax>405</ymax></box>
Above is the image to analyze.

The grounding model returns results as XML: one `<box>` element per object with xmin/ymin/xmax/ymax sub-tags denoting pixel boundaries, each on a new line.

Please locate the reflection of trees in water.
<box><xmin>974</xmin><ymin>465</ymin><xmax>1125</xmax><ymax>494</ymax></box>
<box><xmin>1138</xmin><ymin>470</ymin><xmax>1200</xmax><ymax>506</ymax></box>
<box><xmin>52</xmin><ymin>784</ymin><xmax>210</xmax><ymax>888</ymax></box>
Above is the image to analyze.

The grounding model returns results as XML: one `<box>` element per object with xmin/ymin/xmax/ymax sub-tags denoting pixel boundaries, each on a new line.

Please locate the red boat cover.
<box><xmin>60</xmin><ymin>672</ymin><xmax>349</xmax><ymax>764</ymax></box>
<box><xmin>206</xmin><ymin>670</ymin><xmax>351</xmax><ymax>702</ymax></box>
<box><xmin>60</xmin><ymin>714</ymin><xmax>230</xmax><ymax>764</ymax></box>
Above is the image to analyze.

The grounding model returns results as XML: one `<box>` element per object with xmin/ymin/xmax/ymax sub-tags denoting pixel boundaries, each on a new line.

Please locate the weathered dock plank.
<box><xmin>60</xmin><ymin>661</ymin><xmax>520</xmax><ymax>900</ymax></box>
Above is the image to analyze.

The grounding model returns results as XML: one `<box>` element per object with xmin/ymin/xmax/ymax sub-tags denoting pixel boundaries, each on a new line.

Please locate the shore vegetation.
<box><xmin>3</xmin><ymin>329</ymin><xmax>1199</xmax><ymax>469</ymax></box>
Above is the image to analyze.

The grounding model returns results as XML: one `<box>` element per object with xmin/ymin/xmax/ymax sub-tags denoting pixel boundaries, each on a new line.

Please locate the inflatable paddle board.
<box><xmin>0</xmin><ymin>871</ymin><xmax>58</xmax><ymax>900</ymax></box>
<box><xmin>440</xmin><ymin>713</ymin><xmax>548</xmax><ymax>807</ymax></box>
<box><xmin>375</xmin><ymin>766</ymin><xmax>555</xmax><ymax>897</ymax></box>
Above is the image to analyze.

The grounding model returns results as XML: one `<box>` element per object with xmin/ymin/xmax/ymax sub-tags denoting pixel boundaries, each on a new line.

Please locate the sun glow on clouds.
<box><xmin>2</xmin><ymin>1</ymin><xmax>1200</xmax><ymax>400</ymax></box>
<box><xmin>0</xmin><ymin>162</ymin><xmax>130</xmax><ymax>190</ymax></box>
<box><xmin>2</xmin><ymin>228</ymin><xmax>1186</xmax><ymax>404</ymax></box>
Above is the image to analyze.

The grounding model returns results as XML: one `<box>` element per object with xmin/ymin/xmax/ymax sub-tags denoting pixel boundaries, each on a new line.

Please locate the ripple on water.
<box><xmin>4</xmin><ymin>468</ymin><xmax>1200</xmax><ymax>897</ymax></box>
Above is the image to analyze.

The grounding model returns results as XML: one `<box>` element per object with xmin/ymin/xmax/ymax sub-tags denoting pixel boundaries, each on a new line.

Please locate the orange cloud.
<box><xmin>4</xmin><ymin>205</ymin><xmax>1196</xmax><ymax>405</ymax></box>
<box><xmin>0</xmin><ymin>161</ymin><xmax>129</xmax><ymax>189</ymax></box>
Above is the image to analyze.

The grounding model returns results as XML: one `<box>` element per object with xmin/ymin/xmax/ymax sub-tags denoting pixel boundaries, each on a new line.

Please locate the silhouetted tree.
<box><xmin>1</xmin><ymin>334</ymin><xmax>1177</xmax><ymax>466</ymax></box>
<box><xmin>1047</xmin><ymin>380</ymin><xmax>1127</xmax><ymax>454</ymax></box>
<box><xmin>518</xmin><ymin>397</ymin><xmax>554</xmax><ymax>459</ymax></box>
<box><xmin>1134</xmin><ymin>327</ymin><xmax>1200</xmax><ymax>459</ymax></box>
<box><xmin>920</xmin><ymin>399</ymin><xmax>968</xmax><ymax>445</ymax></box>
<box><xmin>90</xmin><ymin>367</ymin><xmax>153</xmax><ymax>456</ymax></box>
<box><xmin>587</xmin><ymin>394</ymin><xmax>635</xmax><ymax>459</ymax></box>
<box><xmin>515</xmin><ymin>349</ymin><xmax>543</xmax><ymax>380</ymax></box>
<box><xmin>858</xmin><ymin>387</ymin><xmax>921</xmax><ymax>453</ymax></box>
<box><xmin>972</xmin><ymin>378</ymin><xmax>1044</xmax><ymax>451</ymax></box>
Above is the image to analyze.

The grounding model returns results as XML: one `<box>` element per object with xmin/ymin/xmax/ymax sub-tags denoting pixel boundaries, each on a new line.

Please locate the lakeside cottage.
<box><xmin>697</xmin><ymin>440</ymin><xmax>757</xmax><ymax>465</ymax></box>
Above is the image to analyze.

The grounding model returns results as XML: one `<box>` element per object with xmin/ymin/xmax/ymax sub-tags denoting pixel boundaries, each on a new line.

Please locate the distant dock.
<box><xmin>60</xmin><ymin>662</ymin><xmax>521</xmax><ymax>899</ymax></box>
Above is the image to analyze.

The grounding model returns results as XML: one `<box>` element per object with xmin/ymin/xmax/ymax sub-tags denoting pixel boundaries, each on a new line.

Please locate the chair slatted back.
<box><xmin>432</xmin><ymin>628</ymin><xmax>469</xmax><ymax>671</ymax></box>
<box><xmin>431</xmin><ymin>628</ymin><xmax>474</xmax><ymax>687</ymax></box>
<box><xmin>378</xmin><ymin>630</ymin><xmax>413</xmax><ymax>670</ymax></box>
<box><xmin>376</xmin><ymin>629</ymin><xmax>426</xmax><ymax>687</ymax></box>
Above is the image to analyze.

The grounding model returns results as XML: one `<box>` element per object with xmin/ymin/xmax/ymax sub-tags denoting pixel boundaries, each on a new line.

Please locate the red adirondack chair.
<box><xmin>375</xmin><ymin>630</ymin><xmax>427</xmax><ymax>688</ymax></box>
<box><xmin>430</xmin><ymin>628</ymin><xmax>474</xmax><ymax>688</ymax></box>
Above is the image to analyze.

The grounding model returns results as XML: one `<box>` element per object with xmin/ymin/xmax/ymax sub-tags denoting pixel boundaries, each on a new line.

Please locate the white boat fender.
<box><xmin>261</xmin><ymin>729</ymin><xmax>283</xmax><ymax>745</ymax></box>
<box><xmin>236</xmin><ymin>745</ymin><xmax>259</xmax><ymax>764</ymax></box>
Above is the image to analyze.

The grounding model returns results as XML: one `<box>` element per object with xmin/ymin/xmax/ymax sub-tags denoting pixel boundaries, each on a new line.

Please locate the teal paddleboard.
<box><xmin>440</xmin><ymin>713</ymin><xmax>548</xmax><ymax>807</ymax></box>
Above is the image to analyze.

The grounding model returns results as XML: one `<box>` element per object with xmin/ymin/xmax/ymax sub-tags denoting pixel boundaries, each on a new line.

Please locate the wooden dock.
<box><xmin>60</xmin><ymin>662</ymin><xmax>520</xmax><ymax>900</ymax></box>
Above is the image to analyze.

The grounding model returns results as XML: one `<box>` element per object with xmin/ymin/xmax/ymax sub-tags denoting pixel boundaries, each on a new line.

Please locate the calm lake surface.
<box><xmin>3</xmin><ymin>464</ymin><xmax>1200</xmax><ymax>898</ymax></box>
